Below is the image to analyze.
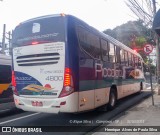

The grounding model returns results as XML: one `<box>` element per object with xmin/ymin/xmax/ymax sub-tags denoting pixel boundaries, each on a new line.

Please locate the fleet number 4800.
<box><xmin>45</xmin><ymin>76</ymin><xmax>63</xmax><ymax>81</ymax></box>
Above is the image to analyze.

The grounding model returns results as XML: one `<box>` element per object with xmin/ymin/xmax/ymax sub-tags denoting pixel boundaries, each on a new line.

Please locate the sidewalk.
<box><xmin>92</xmin><ymin>88</ymin><xmax>160</xmax><ymax>135</ymax></box>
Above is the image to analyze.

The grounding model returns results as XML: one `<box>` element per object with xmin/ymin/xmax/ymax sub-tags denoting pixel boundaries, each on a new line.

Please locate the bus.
<box><xmin>0</xmin><ymin>54</ymin><xmax>13</xmax><ymax>104</ymax></box>
<box><xmin>11</xmin><ymin>13</ymin><xmax>145</xmax><ymax>113</ymax></box>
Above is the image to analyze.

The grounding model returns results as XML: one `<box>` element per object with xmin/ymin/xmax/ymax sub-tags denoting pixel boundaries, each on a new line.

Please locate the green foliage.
<box><xmin>103</xmin><ymin>20</ymin><xmax>155</xmax><ymax>61</ymax></box>
<box><xmin>135</xmin><ymin>36</ymin><xmax>147</xmax><ymax>47</ymax></box>
<box><xmin>143</xmin><ymin>64</ymin><xmax>156</xmax><ymax>75</ymax></box>
<box><xmin>103</xmin><ymin>20</ymin><xmax>153</xmax><ymax>46</ymax></box>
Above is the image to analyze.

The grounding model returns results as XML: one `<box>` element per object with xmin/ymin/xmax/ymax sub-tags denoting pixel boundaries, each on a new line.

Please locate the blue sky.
<box><xmin>0</xmin><ymin>0</ymin><xmax>136</xmax><ymax>35</ymax></box>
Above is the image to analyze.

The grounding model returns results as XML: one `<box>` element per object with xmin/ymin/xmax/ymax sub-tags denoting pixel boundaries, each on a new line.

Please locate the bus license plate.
<box><xmin>32</xmin><ymin>101</ymin><xmax>43</xmax><ymax>107</ymax></box>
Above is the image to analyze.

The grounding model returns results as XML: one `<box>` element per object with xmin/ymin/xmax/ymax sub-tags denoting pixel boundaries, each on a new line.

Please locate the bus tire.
<box><xmin>107</xmin><ymin>89</ymin><xmax>117</xmax><ymax>110</ymax></box>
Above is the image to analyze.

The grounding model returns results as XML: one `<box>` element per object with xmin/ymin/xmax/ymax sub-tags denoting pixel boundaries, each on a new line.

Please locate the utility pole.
<box><xmin>1</xmin><ymin>24</ymin><xmax>6</xmax><ymax>54</ymax></box>
<box><xmin>6</xmin><ymin>31</ymin><xmax>12</xmax><ymax>55</ymax></box>
<box><xmin>152</xmin><ymin>0</ymin><xmax>156</xmax><ymax>14</ymax></box>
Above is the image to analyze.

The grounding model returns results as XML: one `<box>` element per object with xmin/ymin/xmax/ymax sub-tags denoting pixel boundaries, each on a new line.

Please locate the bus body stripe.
<box><xmin>79</xmin><ymin>79</ymin><xmax>145</xmax><ymax>91</ymax></box>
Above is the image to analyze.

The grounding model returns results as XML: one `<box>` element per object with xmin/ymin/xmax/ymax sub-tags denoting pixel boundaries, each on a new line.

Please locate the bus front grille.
<box><xmin>16</xmin><ymin>53</ymin><xmax>60</xmax><ymax>66</ymax></box>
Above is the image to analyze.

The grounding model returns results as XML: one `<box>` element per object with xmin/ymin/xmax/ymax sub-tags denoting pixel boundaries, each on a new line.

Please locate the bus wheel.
<box><xmin>107</xmin><ymin>89</ymin><xmax>117</xmax><ymax>110</ymax></box>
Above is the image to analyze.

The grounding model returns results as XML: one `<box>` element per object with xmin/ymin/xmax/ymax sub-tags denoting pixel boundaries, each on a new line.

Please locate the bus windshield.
<box><xmin>12</xmin><ymin>16</ymin><xmax>65</xmax><ymax>47</ymax></box>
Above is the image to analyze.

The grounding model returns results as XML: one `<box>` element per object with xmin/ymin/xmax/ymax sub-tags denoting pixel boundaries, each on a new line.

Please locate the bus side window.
<box><xmin>101</xmin><ymin>39</ymin><xmax>109</xmax><ymax>61</ymax></box>
<box><xmin>87</xmin><ymin>33</ymin><xmax>101</xmax><ymax>59</ymax></box>
<box><xmin>133</xmin><ymin>55</ymin><xmax>138</xmax><ymax>67</ymax></box>
<box><xmin>76</xmin><ymin>26</ymin><xmax>101</xmax><ymax>60</ymax></box>
<box><xmin>109</xmin><ymin>43</ymin><xmax>116</xmax><ymax>63</ymax></box>
<box><xmin>76</xmin><ymin>26</ymin><xmax>88</xmax><ymax>52</ymax></box>
<box><xmin>132</xmin><ymin>54</ymin><xmax>135</xmax><ymax>67</ymax></box>
<box><xmin>138</xmin><ymin>58</ymin><xmax>142</xmax><ymax>69</ymax></box>
<box><xmin>116</xmin><ymin>46</ymin><xmax>121</xmax><ymax>63</ymax></box>
<box><xmin>128</xmin><ymin>52</ymin><xmax>132</xmax><ymax>66</ymax></box>
<box><xmin>126</xmin><ymin>52</ymin><xmax>129</xmax><ymax>66</ymax></box>
<box><xmin>124</xmin><ymin>51</ymin><xmax>128</xmax><ymax>66</ymax></box>
<box><xmin>120</xmin><ymin>49</ymin><xmax>125</xmax><ymax>65</ymax></box>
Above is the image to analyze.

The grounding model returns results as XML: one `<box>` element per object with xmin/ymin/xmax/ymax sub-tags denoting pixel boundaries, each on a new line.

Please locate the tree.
<box><xmin>103</xmin><ymin>20</ymin><xmax>154</xmax><ymax>63</ymax></box>
<box><xmin>103</xmin><ymin>20</ymin><xmax>150</xmax><ymax>47</ymax></box>
<box><xmin>125</xmin><ymin>0</ymin><xmax>158</xmax><ymax>72</ymax></box>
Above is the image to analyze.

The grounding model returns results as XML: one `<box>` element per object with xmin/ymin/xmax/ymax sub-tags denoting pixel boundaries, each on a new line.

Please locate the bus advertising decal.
<box><xmin>129</xmin><ymin>69</ymin><xmax>143</xmax><ymax>79</ymax></box>
<box><xmin>21</xmin><ymin>84</ymin><xmax>57</xmax><ymax>96</ymax></box>
<box><xmin>95</xmin><ymin>63</ymin><xmax>123</xmax><ymax>78</ymax></box>
<box><xmin>14</xmin><ymin>71</ymin><xmax>59</xmax><ymax>96</ymax></box>
<box><xmin>95</xmin><ymin>63</ymin><xmax>143</xmax><ymax>79</ymax></box>
<box><xmin>22</xmin><ymin>84</ymin><xmax>53</xmax><ymax>92</ymax></box>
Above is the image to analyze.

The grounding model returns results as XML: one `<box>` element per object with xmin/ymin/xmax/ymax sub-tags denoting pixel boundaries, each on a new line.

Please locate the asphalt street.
<box><xmin>0</xmin><ymin>90</ymin><xmax>152</xmax><ymax>135</ymax></box>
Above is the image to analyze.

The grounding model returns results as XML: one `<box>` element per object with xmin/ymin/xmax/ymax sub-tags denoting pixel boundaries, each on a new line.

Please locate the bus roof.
<box><xmin>18</xmin><ymin>14</ymin><xmax>64</xmax><ymax>25</ymax></box>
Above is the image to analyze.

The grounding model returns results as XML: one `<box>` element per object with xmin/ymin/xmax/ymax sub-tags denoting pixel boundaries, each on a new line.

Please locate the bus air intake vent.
<box><xmin>16</xmin><ymin>53</ymin><xmax>60</xmax><ymax>66</ymax></box>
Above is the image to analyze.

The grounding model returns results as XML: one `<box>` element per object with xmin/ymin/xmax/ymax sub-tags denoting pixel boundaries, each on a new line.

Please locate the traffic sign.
<box><xmin>143</xmin><ymin>44</ymin><xmax>153</xmax><ymax>55</ymax></box>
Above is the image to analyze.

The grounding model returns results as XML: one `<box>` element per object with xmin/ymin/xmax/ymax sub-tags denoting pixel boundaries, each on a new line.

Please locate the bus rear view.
<box><xmin>12</xmin><ymin>14</ymin><xmax>144</xmax><ymax>114</ymax></box>
<box><xmin>12</xmin><ymin>14</ymin><xmax>77</xmax><ymax>113</ymax></box>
